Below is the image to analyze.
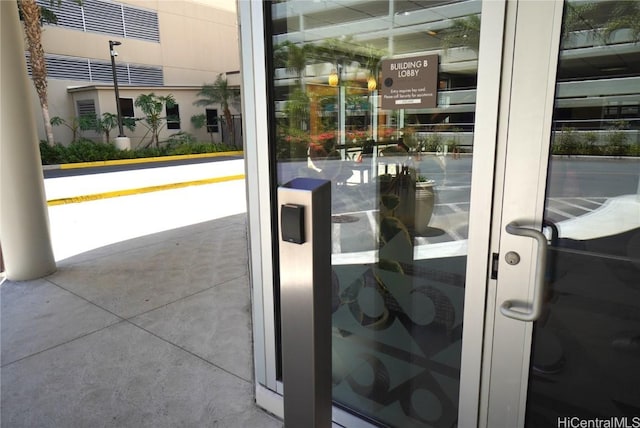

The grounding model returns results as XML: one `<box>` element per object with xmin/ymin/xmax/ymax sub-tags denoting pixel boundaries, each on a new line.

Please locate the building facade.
<box><xmin>28</xmin><ymin>0</ymin><xmax>241</xmax><ymax>147</ymax></box>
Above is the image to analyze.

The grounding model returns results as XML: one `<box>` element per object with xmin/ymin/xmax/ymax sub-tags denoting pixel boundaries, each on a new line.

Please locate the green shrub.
<box><xmin>132</xmin><ymin>147</ymin><xmax>168</xmax><ymax>158</ymax></box>
<box><xmin>423</xmin><ymin>133</ymin><xmax>442</xmax><ymax>152</ymax></box>
<box><xmin>603</xmin><ymin>128</ymin><xmax>629</xmax><ymax>156</ymax></box>
<box><xmin>39</xmin><ymin>141</ymin><xmax>67</xmax><ymax>165</ymax></box>
<box><xmin>163</xmin><ymin>132</ymin><xmax>197</xmax><ymax>145</ymax></box>
<box><xmin>167</xmin><ymin>144</ymin><xmax>199</xmax><ymax>155</ymax></box>
<box><xmin>65</xmin><ymin>139</ymin><xmax>120</xmax><ymax>162</ymax></box>
<box><xmin>582</xmin><ymin>143</ymin><xmax>603</xmax><ymax>156</ymax></box>
<box><xmin>553</xmin><ymin>127</ymin><xmax>580</xmax><ymax>155</ymax></box>
<box><xmin>275</xmin><ymin>130</ymin><xmax>309</xmax><ymax>160</ymax></box>
<box><xmin>39</xmin><ymin>140</ymin><xmax>238</xmax><ymax>165</ymax></box>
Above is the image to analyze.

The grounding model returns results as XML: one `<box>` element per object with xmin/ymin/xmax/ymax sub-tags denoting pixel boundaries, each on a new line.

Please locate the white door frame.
<box><xmin>238</xmin><ymin>0</ymin><xmax>564</xmax><ymax>426</ymax></box>
<box><xmin>483</xmin><ymin>1</ymin><xmax>564</xmax><ymax>427</ymax></box>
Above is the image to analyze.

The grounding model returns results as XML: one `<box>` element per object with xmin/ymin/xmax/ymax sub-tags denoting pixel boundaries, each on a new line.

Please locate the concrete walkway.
<box><xmin>1</xmin><ymin>214</ymin><xmax>282</xmax><ymax>427</ymax></box>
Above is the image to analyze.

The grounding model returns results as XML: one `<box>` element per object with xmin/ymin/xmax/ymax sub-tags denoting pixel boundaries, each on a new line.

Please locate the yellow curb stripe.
<box><xmin>47</xmin><ymin>174</ymin><xmax>245</xmax><ymax>206</ymax></box>
<box><xmin>58</xmin><ymin>151</ymin><xmax>244</xmax><ymax>170</ymax></box>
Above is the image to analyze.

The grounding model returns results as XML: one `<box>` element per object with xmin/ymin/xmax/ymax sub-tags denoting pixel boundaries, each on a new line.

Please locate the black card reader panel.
<box><xmin>281</xmin><ymin>204</ymin><xmax>305</xmax><ymax>244</ymax></box>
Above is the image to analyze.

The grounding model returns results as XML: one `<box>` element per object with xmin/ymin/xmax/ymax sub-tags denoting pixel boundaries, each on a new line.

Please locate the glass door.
<box><xmin>264</xmin><ymin>1</ymin><xmax>505</xmax><ymax>426</ymax></box>
<box><xmin>487</xmin><ymin>1</ymin><xmax>640</xmax><ymax>426</ymax></box>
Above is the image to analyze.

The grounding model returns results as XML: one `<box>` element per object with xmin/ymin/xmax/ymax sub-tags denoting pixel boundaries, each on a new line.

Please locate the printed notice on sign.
<box><xmin>380</xmin><ymin>54</ymin><xmax>438</xmax><ymax>110</ymax></box>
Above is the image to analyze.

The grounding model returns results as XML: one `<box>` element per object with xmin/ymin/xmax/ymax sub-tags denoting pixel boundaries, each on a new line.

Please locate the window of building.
<box><xmin>166</xmin><ymin>104</ymin><xmax>180</xmax><ymax>130</ymax></box>
<box><xmin>122</xmin><ymin>5</ymin><xmax>160</xmax><ymax>42</ymax></box>
<box><xmin>38</xmin><ymin>0</ymin><xmax>160</xmax><ymax>43</ymax></box>
<box><xmin>206</xmin><ymin>109</ymin><xmax>219</xmax><ymax>133</ymax></box>
<box><xmin>127</xmin><ymin>65</ymin><xmax>164</xmax><ymax>86</ymax></box>
<box><xmin>76</xmin><ymin>99</ymin><xmax>96</xmax><ymax>118</ymax></box>
<box><xmin>120</xmin><ymin>98</ymin><xmax>134</xmax><ymax>118</ymax></box>
<box><xmin>88</xmin><ymin>61</ymin><xmax>129</xmax><ymax>84</ymax></box>
<box><xmin>26</xmin><ymin>53</ymin><xmax>164</xmax><ymax>86</ymax></box>
<box><xmin>42</xmin><ymin>54</ymin><xmax>91</xmax><ymax>81</ymax></box>
<box><xmin>75</xmin><ymin>99</ymin><xmax>98</xmax><ymax>129</ymax></box>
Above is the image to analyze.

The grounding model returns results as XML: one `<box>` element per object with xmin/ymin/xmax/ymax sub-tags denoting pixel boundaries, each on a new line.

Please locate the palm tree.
<box><xmin>561</xmin><ymin>2</ymin><xmax>599</xmax><ymax>45</ymax></box>
<box><xmin>95</xmin><ymin>113</ymin><xmax>119</xmax><ymax>143</ymax></box>
<box><xmin>135</xmin><ymin>93</ymin><xmax>176</xmax><ymax>148</ymax></box>
<box><xmin>561</xmin><ymin>1</ymin><xmax>640</xmax><ymax>47</ymax></box>
<box><xmin>49</xmin><ymin>115</ymin><xmax>94</xmax><ymax>142</ymax></box>
<box><xmin>442</xmin><ymin>15</ymin><xmax>481</xmax><ymax>52</ymax></box>
<box><xmin>95</xmin><ymin>112</ymin><xmax>135</xmax><ymax>143</ymax></box>
<box><xmin>284</xmin><ymin>88</ymin><xmax>310</xmax><ymax>131</ymax></box>
<box><xmin>603</xmin><ymin>1</ymin><xmax>640</xmax><ymax>44</ymax></box>
<box><xmin>193</xmin><ymin>74</ymin><xmax>240</xmax><ymax>146</ymax></box>
<box><xmin>285</xmin><ymin>41</ymin><xmax>314</xmax><ymax>88</ymax></box>
<box><xmin>19</xmin><ymin>0</ymin><xmax>54</xmax><ymax>145</ymax></box>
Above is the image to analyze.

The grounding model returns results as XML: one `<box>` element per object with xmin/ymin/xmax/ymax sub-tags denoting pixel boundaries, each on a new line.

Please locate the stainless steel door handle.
<box><xmin>500</xmin><ymin>221</ymin><xmax>548</xmax><ymax>322</ymax></box>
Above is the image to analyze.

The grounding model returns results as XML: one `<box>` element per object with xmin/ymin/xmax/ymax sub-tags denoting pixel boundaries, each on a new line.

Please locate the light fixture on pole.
<box><xmin>328</xmin><ymin>64</ymin><xmax>345</xmax><ymax>157</ymax></box>
<box><xmin>368</xmin><ymin>65</ymin><xmax>379</xmax><ymax>146</ymax></box>
<box><xmin>109</xmin><ymin>40</ymin><xmax>124</xmax><ymax>137</ymax></box>
<box><xmin>328</xmin><ymin>69</ymin><xmax>339</xmax><ymax>87</ymax></box>
<box><xmin>367</xmin><ymin>75</ymin><xmax>377</xmax><ymax>91</ymax></box>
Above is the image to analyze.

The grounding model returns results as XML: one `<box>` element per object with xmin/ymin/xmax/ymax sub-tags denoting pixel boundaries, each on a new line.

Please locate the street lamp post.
<box><xmin>109</xmin><ymin>40</ymin><xmax>124</xmax><ymax>137</ymax></box>
<box><xmin>329</xmin><ymin>63</ymin><xmax>345</xmax><ymax>159</ymax></box>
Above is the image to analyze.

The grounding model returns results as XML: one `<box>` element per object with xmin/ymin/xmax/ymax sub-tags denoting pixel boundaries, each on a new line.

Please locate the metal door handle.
<box><xmin>500</xmin><ymin>221</ymin><xmax>548</xmax><ymax>322</ymax></box>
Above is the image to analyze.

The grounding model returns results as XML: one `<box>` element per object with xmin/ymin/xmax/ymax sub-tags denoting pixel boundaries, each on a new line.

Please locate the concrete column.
<box><xmin>0</xmin><ymin>1</ymin><xmax>56</xmax><ymax>280</ymax></box>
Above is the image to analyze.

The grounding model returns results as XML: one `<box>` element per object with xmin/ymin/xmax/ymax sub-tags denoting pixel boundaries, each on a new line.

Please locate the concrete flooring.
<box><xmin>1</xmin><ymin>213</ymin><xmax>283</xmax><ymax>427</ymax></box>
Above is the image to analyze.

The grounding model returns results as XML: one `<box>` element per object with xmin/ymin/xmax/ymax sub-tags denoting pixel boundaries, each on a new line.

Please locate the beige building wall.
<box><xmin>67</xmin><ymin>85</ymin><xmax>240</xmax><ymax>148</ymax></box>
<box><xmin>26</xmin><ymin>0</ymin><xmax>240</xmax><ymax>147</ymax></box>
<box><xmin>153</xmin><ymin>0</ymin><xmax>240</xmax><ymax>84</ymax></box>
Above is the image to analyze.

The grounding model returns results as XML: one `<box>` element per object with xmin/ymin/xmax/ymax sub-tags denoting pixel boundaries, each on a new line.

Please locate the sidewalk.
<box><xmin>1</xmin><ymin>214</ymin><xmax>282</xmax><ymax>427</ymax></box>
<box><xmin>1</xmin><ymin>156</ymin><xmax>281</xmax><ymax>426</ymax></box>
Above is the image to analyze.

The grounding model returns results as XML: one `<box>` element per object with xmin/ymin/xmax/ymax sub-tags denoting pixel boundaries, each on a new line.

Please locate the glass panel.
<box><xmin>527</xmin><ymin>1</ymin><xmax>640</xmax><ymax>425</ymax></box>
<box><xmin>269</xmin><ymin>1</ymin><xmax>483</xmax><ymax>426</ymax></box>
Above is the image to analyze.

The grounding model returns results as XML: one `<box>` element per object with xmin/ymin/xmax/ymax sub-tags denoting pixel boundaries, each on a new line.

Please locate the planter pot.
<box><xmin>113</xmin><ymin>136</ymin><xmax>131</xmax><ymax>150</ymax></box>
<box><xmin>378</xmin><ymin>173</ymin><xmax>436</xmax><ymax>235</ymax></box>
<box><xmin>390</xmin><ymin>173</ymin><xmax>415</xmax><ymax>226</ymax></box>
<box><xmin>414</xmin><ymin>181</ymin><xmax>435</xmax><ymax>235</ymax></box>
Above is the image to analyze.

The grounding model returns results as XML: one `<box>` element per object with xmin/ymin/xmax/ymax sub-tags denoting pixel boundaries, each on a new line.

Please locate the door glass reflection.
<box><xmin>269</xmin><ymin>1</ymin><xmax>483</xmax><ymax>426</ymax></box>
<box><xmin>527</xmin><ymin>1</ymin><xmax>640</xmax><ymax>425</ymax></box>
